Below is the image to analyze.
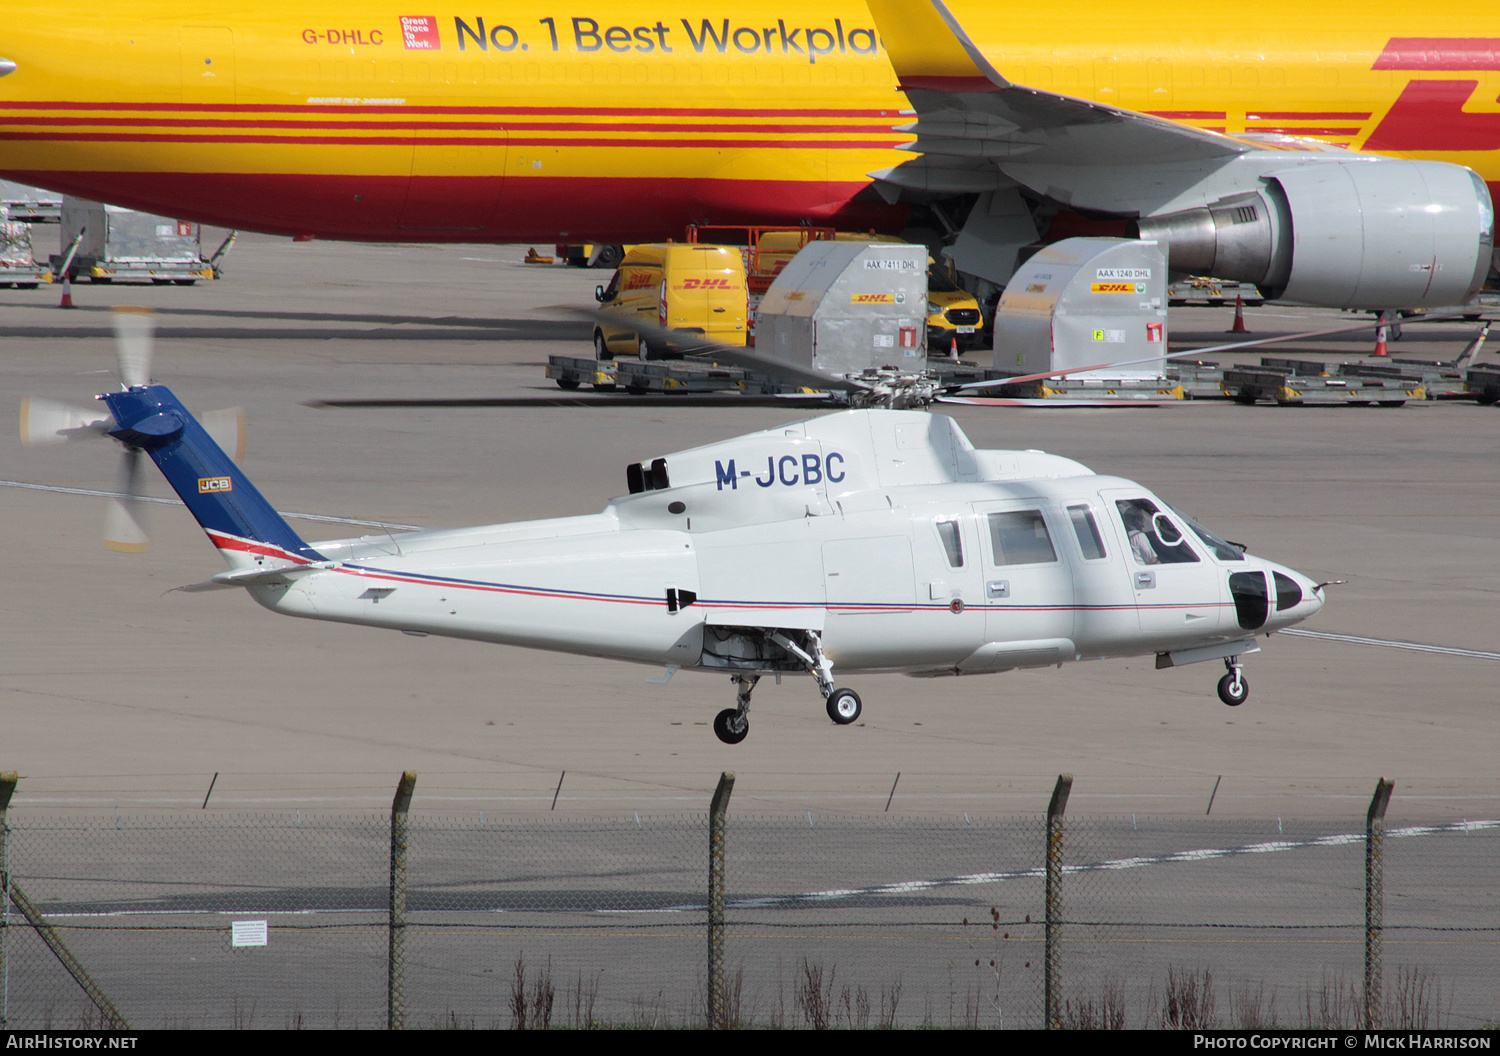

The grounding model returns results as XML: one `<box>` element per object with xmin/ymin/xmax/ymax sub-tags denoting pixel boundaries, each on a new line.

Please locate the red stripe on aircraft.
<box><xmin>1373</xmin><ymin>38</ymin><xmax>1500</xmax><ymax>70</ymax></box>
<box><xmin>1145</xmin><ymin>111</ymin><xmax>1227</xmax><ymax>119</ymax></box>
<box><xmin>1248</xmin><ymin>111</ymin><xmax>1372</xmax><ymax>120</ymax></box>
<box><xmin>1246</xmin><ymin>127</ymin><xmax>1364</xmax><ymax>136</ymax></box>
<box><xmin>0</xmin><ymin>116</ymin><xmax>899</xmax><ymax>135</ymax></box>
<box><xmin>0</xmin><ymin>171</ymin><xmax>908</xmax><ymax>242</ymax></box>
<box><xmin>0</xmin><ymin>101</ymin><xmax>894</xmax><ymax>118</ymax></box>
<box><xmin>208</xmin><ymin>531</ymin><xmax>312</xmax><ymax>564</ymax></box>
<box><xmin>1364</xmin><ymin>80</ymin><xmax>1500</xmax><ymax>152</ymax></box>
<box><xmin>0</xmin><ymin>132</ymin><xmax>899</xmax><ymax>150</ymax></box>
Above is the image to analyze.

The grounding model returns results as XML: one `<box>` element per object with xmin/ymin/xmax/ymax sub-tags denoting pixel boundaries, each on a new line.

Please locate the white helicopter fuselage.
<box><xmin>237</xmin><ymin>409</ymin><xmax>1323</xmax><ymax>680</ymax></box>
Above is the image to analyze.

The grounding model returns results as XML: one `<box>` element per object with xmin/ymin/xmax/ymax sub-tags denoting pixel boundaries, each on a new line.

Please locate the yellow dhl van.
<box><xmin>592</xmin><ymin>244</ymin><xmax>748</xmax><ymax>360</ymax></box>
<box><xmin>925</xmin><ymin>265</ymin><xmax>984</xmax><ymax>352</ymax></box>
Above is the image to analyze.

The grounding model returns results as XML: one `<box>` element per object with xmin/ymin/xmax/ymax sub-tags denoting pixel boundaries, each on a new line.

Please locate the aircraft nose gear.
<box><xmin>1217</xmin><ymin>657</ymin><xmax>1248</xmax><ymax>706</ymax></box>
<box><xmin>714</xmin><ymin>675</ymin><xmax>757</xmax><ymax>745</ymax></box>
<box><xmin>826</xmin><ymin>688</ymin><xmax>862</xmax><ymax>725</ymax></box>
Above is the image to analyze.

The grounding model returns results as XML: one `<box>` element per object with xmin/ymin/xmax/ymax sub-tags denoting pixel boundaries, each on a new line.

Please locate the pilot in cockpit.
<box><xmin>1122</xmin><ymin>504</ymin><xmax>1161</xmax><ymax>566</ymax></box>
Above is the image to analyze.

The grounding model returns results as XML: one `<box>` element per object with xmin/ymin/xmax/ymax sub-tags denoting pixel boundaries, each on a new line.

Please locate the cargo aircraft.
<box><xmin>27</xmin><ymin>308</ymin><xmax>1328</xmax><ymax>743</ymax></box>
<box><xmin>0</xmin><ymin>1</ymin><xmax>1495</xmax><ymax>309</ymax></box>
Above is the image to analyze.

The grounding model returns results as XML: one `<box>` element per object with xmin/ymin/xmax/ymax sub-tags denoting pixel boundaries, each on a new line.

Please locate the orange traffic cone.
<box><xmin>58</xmin><ymin>273</ymin><xmax>75</xmax><ymax>309</ymax></box>
<box><xmin>1226</xmin><ymin>295</ymin><xmax>1249</xmax><ymax>333</ymax></box>
<box><xmin>1372</xmin><ymin>312</ymin><xmax>1389</xmax><ymax>357</ymax></box>
<box><xmin>950</xmin><ymin>336</ymin><xmax>960</xmax><ymax>360</ymax></box>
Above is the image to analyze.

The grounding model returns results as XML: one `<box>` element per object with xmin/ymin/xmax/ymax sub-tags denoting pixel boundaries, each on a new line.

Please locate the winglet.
<box><xmin>866</xmin><ymin>0</ymin><xmax>1008</xmax><ymax>93</ymax></box>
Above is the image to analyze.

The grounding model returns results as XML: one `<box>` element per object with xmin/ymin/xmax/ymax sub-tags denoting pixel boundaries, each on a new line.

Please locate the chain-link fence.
<box><xmin>1</xmin><ymin>776</ymin><xmax>1495</xmax><ymax>1029</ymax></box>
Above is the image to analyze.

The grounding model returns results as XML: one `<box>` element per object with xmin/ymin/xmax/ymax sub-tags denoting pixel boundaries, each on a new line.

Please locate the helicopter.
<box><xmin>24</xmin><ymin>309</ymin><xmax>1331</xmax><ymax>744</ymax></box>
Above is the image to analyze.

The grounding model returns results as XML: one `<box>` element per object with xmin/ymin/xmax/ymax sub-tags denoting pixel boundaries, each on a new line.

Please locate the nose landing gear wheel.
<box><xmin>1217</xmin><ymin>671</ymin><xmax>1248</xmax><ymax>706</ymax></box>
<box><xmin>714</xmin><ymin>708</ymin><xmax>749</xmax><ymax>744</ymax></box>
<box><xmin>826</xmin><ymin>688</ymin><xmax>862</xmax><ymax>725</ymax></box>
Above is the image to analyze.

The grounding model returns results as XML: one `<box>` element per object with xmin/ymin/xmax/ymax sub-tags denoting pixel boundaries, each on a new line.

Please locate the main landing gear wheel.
<box><xmin>1217</xmin><ymin>671</ymin><xmax>1248</xmax><ymax>706</ymax></box>
<box><xmin>826</xmin><ymin>688</ymin><xmax>862</xmax><ymax>725</ymax></box>
<box><xmin>713</xmin><ymin>708</ymin><xmax>749</xmax><ymax>745</ymax></box>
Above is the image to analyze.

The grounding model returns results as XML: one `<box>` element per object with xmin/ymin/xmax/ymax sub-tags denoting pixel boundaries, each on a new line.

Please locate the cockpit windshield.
<box><xmin>1170</xmin><ymin>506</ymin><xmax>1246</xmax><ymax>562</ymax></box>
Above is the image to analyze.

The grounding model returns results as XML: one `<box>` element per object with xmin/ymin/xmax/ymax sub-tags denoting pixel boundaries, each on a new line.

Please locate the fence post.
<box><xmin>0</xmin><ymin>772</ymin><xmax>14</xmax><ymax>1027</ymax></box>
<box><xmin>0</xmin><ymin>774</ymin><xmax>128</xmax><ymax>1029</ymax></box>
<box><xmin>388</xmin><ymin>771</ymin><xmax>417</xmax><ymax>1031</ymax></box>
<box><xmin>1364</xmin><ymin>776</ymin><xmax>1394</xmax><ymax>1030</ymax></box>
<box><xmin>707</xmin><ymin>770</ymin><xmax>735</xmax><ymax>1029</ymax></box>
<box><xmin>1045</xmin><ymin>773</ymin><xmax>1073</xmax><ymax>1030</ymax></box>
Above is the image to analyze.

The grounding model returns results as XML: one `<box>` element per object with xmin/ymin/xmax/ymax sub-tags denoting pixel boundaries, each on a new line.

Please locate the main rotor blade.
<box><xmin>566</xmin><ymin>307</ymin><xmax>874</xmax><ymax>396</ymax></box>
<box><xmin>308</xmin><ymin>393</ymin><xmax>826</xmax><ymax>409</ymax></box>
<box><xmin>103</xmin><ymin>448</ymin><xmax>149</xmax><ymax>553</ymax></box>
<box><xmin>19</xmin><ymin>397</ymin><xmax>110</xmax><ymax>445</ymax></box>
<box><xmin>112</xmin><ymin>305</ymin><xmax>155</xmax><ymax>389</ymax></box>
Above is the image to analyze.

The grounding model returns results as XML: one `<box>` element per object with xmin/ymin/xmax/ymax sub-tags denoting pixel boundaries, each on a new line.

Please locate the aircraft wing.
<box><xmin>865</xmin><ymin>0</ymin><xmax>1247</xmax><ymax>196</ymax></box>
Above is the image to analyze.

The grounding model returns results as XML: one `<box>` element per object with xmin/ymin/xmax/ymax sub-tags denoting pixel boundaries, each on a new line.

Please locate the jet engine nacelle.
<box><xmin>1135</xmin><ymin>159</ymin><xmax>1494</xmax><ymax>309</ymax></box>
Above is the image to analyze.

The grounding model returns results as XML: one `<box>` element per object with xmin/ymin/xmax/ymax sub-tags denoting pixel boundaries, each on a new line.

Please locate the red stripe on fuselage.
<box><xmin>1246</xmin><ymin>111</ymin><xmax>1373</xmax><ymax>120</ymax></box>
<box><xmin>0</xmin><ymin>171</ymin><xmax>907</xmax><ymax>242</ymax></box>
<box><xmin>0</xmin><ymin>132</ymin><xmax>900</xmax><ymax>150</ymax></box>
<box><xmin>0</xmin><ymin>101</ymin><xmax>898</xmax><ymax>118</ymax></box>
<box><xmin>0</xmin><ymin>116</ymin><xmax>900</xmax><ymax>135</ymax></box>
<box><xmin>1364</xmin><ymin>79</ymin><xmax>1500</xmax><ymax>152</ymax></box>
<box><xmin>207</xmin><ymin>530</ymin><xmax>312</xmax><ymax>564</ymax></box>
<box><xmin>1373</xmin><ymin>38</ymin><xmax>1500</xmax><ymax>70</ymax></box>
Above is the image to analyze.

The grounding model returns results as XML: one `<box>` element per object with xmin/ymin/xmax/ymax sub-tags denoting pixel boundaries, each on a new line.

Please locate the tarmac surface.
<box><xmin>3</xmin><ymin>231</ymin><xmax>1498</xmax><ymax>821</ymax></box>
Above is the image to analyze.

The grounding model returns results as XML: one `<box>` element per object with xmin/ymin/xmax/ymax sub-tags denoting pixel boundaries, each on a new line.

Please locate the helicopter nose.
<box><xmin>1267</xmin><ymin>565</ymin><xmax>1324</xmax><ymax>627</ymax></box>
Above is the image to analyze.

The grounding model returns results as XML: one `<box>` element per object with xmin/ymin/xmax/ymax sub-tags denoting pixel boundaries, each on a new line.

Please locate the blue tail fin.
<box><xmin>101</xmin><ymin>385</ymin><xmax>325</xmax><ymax>566</ymax></box>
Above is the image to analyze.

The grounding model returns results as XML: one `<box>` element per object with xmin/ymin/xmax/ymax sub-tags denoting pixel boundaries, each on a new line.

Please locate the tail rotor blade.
<box><xmin>112</xmin><ymin>305</ymin><xmax>155</xmax><ymax>389</ymax></box>
<box><xmin>201</xmin><ymin>407</ymin><xmax>246</xmax><ymax>462</ymax></box>
<box><xmin>103</xmin><ymin>448</ymin><xmax>149</xmax><ymax>553</ymax></box>
<box><xmin>19</xmin><ymin>397</ymin><xmax>110</xmax><ymax>445</ymax></box>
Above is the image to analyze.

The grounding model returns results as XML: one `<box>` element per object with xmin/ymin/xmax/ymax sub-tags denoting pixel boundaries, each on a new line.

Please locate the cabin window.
<box><xmin>1067</xmin><ymin>504</ymin><xmax>1107</xmax><ymax>560</ymax></box>
<box><xmin>934</xmin><ymin>518</ymin><xmax>964</xmax><ymax>568</ymax></box>
<box><xmin>986</xmin><ymin>510</ymin><xmax>1057</xmax><ymax>566</ymax></box>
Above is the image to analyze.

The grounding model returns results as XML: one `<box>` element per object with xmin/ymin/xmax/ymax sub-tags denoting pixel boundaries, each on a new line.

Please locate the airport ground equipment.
<box><xmin>0</xmin><ymin>179</ymin><xmax>62</xmax><ymax>223</ymax></box>
<box><xmin>0</xmin><ymin>206</ymin><xmax>51</xmax><ymax>287</ymax></box>
<box><xmin>992</xmin><ymin>239</ymin><xmax>1170</xmax><ymax>378</ymax></box>
<box><xmin>1167</xmin><ymin>278</ymin><xmax>1265</xmax><ymax>307</ymax></box>
<box><xmin>1465</xmin><ymin>364</ymin><xmax>1500</xmax><ymax>404</ymax></box>
<box><xmin>755</xmin><ymin>240</ymin><xmax>929</xmax><ymax>376</ymax></box>
<box><xmin>1220</xmin><ymin>364</ymin><xmax>1425</xmax><ymax>406</ymax></box>
<box><xmin>54</xmin><ymin>198</ymin><xmax>215</xmax><ymax>284</ymax></box>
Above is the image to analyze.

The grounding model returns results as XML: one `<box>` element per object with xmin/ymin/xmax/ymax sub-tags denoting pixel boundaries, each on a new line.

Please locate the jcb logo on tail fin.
<box><xmin>198</xmin><ymin>476</ymin><xmax>232</xmax><ymax>493</ymax></box>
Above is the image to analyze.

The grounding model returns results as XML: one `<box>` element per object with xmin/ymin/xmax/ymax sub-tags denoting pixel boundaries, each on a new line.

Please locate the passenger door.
<box><xmin>964</xmin><ymin>500</ymin><xmax>1075</xmax><ymax>670</ymax></box>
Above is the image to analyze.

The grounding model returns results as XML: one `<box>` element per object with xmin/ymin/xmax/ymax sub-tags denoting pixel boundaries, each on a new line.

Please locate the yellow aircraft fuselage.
<box><xmin>2</xmin><ymin>1</ymin><xmax>1497</xmax><ymax>240</ymax></box>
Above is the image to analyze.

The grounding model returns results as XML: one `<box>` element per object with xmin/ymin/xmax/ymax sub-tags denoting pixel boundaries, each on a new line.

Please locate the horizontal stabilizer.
<box><xmin>177</xmin><ymin>563</ymin><xmax>329</xmax><ymax>593</ymax></box>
